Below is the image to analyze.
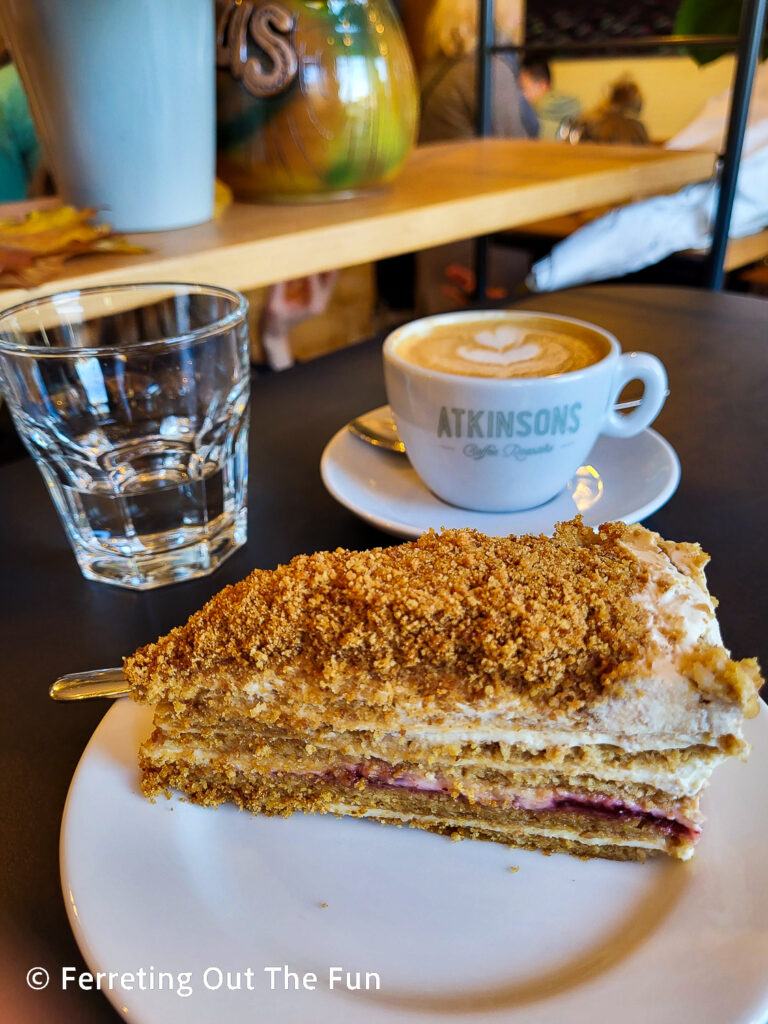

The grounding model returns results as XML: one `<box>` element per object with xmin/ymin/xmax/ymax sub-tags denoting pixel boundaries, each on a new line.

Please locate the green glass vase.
<box><xmin>216</xmin><ymin>0</ymin><xmax>419</xmax><ymax>200</ymax></box>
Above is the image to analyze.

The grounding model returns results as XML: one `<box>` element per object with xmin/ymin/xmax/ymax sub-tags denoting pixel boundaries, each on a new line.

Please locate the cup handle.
<box><xmin>602</xmin><ymin>352</ymin><xmax>668</xmax><ymax>438</ymax></box>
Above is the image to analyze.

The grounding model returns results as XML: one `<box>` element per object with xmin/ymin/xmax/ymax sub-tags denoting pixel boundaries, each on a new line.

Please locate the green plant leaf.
<box><xmin>674</xmin><ymin>0</ymin><xmax>767</xmax><ymax>65</ymax></box>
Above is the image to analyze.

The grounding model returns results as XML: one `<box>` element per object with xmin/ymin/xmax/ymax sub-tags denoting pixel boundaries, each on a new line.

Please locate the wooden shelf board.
<box><xmin>687</xmin><ymin>227</ymin><xmax>768</xmax><ymax>271</ymax></box>
<box><xmin>0</xmin><ymin>139</ymin><xmax>715</xmax><ymax>307</ymax></box>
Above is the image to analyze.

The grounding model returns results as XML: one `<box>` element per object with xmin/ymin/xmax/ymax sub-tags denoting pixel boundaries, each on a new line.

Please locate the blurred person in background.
<box><xmin>518</xmin><ymin>57</ymin><xmax>581</xmax><ymax>141</ymax></box>
<box><xmin>413</xmin><ymin>0</ymin><xmax>535</xmax><ymax>314</ymax></box>
<box><xmin>573</xmin><ymin>78</ymin><xmax>650</xmax><ymax>146</ymax></box>
<box><xmin>419</xmin><ymin>0</ymin><xmax>535</xmax><ymax>142</ymax></box>
<box><xmin>0</xmin><ymin>39</ymin><xmax>41</xmax><ymax>200</ymax></box>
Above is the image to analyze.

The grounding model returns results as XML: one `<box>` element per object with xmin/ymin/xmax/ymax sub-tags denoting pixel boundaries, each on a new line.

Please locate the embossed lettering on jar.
<box><xmin>215</xmin><ymin>0</ymin><xmax>419</xmax><ymax>200</ymax></box>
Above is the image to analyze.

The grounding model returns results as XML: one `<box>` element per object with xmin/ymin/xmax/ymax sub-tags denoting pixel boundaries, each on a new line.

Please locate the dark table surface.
<box><xmin>1</xmin><ymin>284</ymin><xmax>766</xmax><ymax>1023</ymax></box>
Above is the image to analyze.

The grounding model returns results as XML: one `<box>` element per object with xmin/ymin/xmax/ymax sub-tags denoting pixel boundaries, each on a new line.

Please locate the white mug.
<box><xmin>383</xmin><ymin>310</ymin><xmax>668</xmax><ymax>513</ymax></box>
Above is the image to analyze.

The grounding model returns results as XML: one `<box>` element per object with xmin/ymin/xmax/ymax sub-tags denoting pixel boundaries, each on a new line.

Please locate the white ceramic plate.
<box><xmin>320</xmin><ymin>410</ymin><xmax>680</xmax><ymax>538</ymax></box>
<box><xmin>61</xmin><ymin>701</ymin><xmax>768</xmax><ymax>1024</ymax></box>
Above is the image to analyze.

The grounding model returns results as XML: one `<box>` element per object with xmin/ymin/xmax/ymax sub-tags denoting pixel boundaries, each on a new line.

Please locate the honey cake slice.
<box><xmin>125</xmin><ymin>519</ymin><xmax>762</xmax><ymax>861</ymax></box>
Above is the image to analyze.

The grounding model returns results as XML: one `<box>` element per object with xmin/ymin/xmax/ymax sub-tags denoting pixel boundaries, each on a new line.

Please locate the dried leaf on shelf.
<box><xmin>0</xmin><ymin>206</ymin><xmax>146</xmax><ymax>288</ymax></box>
<box><xmin>214</xmin><ymin>179</ymin><xmax>233</xmax><ymax>218</ymax></box>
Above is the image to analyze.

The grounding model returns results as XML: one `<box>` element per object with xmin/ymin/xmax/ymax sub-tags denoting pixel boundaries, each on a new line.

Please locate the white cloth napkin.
<box><xmin>528</xmin><ymin>62</ymin><xmax>768</xmax><ymax>292</ymax></box>
<box><xmin>528</xmin><ymin>145</ymin><xmax>768</xmax><ymax>291</ymax></box>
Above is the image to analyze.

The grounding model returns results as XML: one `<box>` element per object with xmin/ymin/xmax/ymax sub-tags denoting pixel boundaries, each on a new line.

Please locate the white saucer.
<box><xmin>61</xmin><ymin>700</ymin><xmax>768</xmax><ymax>1024</ymax></box>
<box><xmin>320</xmin><ymin>409</ymin><xmax>680</xmax><ymax>538</ymax></box>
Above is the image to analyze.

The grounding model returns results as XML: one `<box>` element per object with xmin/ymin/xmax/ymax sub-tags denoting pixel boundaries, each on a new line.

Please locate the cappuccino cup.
<box><xmin>383</xmin><ymin>310</ymin><xmax>668</xmax><ymax>512</ymax></box>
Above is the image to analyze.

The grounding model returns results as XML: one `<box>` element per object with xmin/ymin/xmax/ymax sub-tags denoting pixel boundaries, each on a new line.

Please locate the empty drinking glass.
<box><xmin>0</xmin><ymin>283</ymin><xmax>250</xmax><ymax>589</ymax></box>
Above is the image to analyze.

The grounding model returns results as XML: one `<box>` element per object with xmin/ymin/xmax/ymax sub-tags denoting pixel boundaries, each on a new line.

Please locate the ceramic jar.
<box><xmin>215</xmin><ymin>0</ymin><xmax>418</xmax><ymax>200</ymax></box>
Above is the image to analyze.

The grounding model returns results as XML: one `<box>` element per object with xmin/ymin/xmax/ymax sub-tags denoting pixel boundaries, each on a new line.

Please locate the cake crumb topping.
<box><xmin>127</xmin><ymin>519</ymin><xmax>688</xmax><ymax>709</ymax></box>
<box><xmin>125</xmin><ymin>519</ymin><xmax>761</xmax><ymax>714</ymax></box>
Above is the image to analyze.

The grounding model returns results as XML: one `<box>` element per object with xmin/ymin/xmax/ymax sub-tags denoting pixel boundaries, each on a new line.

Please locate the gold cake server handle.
<box><xmin>50</xmin><ymin>667</ymin><xmax>130</xmax><ymax>701</ymax></box>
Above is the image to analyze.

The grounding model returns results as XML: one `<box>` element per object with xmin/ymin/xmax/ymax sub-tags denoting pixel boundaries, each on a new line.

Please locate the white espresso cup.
<box><xmin>383</xmin><ymin>310</ymin><xmax>668</xmax><ymax>512</ymax></box>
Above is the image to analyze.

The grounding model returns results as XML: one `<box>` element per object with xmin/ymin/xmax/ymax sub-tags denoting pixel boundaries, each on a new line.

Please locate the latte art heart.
<box><xmin>457</xmin><ymin>342</ymin><xmax>541</xmax><ymax>365</ymax></box>
<box><xmin>474</xmin><ymin>326</ymin><xmax>530</xmax><ymax>351</ymax></box>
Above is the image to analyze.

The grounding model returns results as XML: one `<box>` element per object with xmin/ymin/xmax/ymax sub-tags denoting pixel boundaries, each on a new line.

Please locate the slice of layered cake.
<box><xmin>126</xmin><ymin>520</ymin><xmax>762</xmax><ymax>861</ymax></box>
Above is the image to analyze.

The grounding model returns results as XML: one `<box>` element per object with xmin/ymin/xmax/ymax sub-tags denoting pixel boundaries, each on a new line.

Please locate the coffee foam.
<box><xmin>397</xmin><ymin>320</ymin><xmax>609</xmax><ymax>380</ymax></box>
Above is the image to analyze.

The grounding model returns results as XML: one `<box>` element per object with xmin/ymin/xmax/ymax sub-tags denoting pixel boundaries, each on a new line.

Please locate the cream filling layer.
<box><xmin>147</xmin><ymin>734</ymin><xmax>719</xmax><ymax>799</ymax></box>
<box><xmin>368</xmin><ymin>719</ymin><xmax>737</xmax><ymax>754</ymax></box>
<box><xmin>620</xmin><ymin>532</ymin><xmax>723</xmax><ymax>655</ymax></box>
<box><xmin>328</xmin><ymin>804</ymin><xmax>676</xmax><ymax>855</ymax></box>
<box><xmin>144</xmin><ymin>743</ymin><xmax>702</xmax><ymax>830</ymax></box>
<box><xmin>238</xmin><ymin>706</ymin><xmax>742</xmax><ymax>754</ymax></box>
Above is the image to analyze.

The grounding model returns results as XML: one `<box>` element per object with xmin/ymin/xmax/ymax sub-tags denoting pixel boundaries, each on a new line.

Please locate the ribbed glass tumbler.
<box><xmin>0</xmin><ymin>283</ymin><xmax>250</xmax><ymax>589</ymax></box>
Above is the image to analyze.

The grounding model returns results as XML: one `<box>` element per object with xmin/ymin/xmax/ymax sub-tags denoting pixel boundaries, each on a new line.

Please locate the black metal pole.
<box><xmin>476</xmin><ymin>0</ymin><xmax>493</xmax><ymax>137</ymax></box>
<box><xmin>474</xmin><ymin>0</ymin><xmax>494</xmax><ymax>303</ymax></box>
<box><xmin>706</xmin><ymin>0</ymin><xmax>767</xmax><ymax>290</ymax></box>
